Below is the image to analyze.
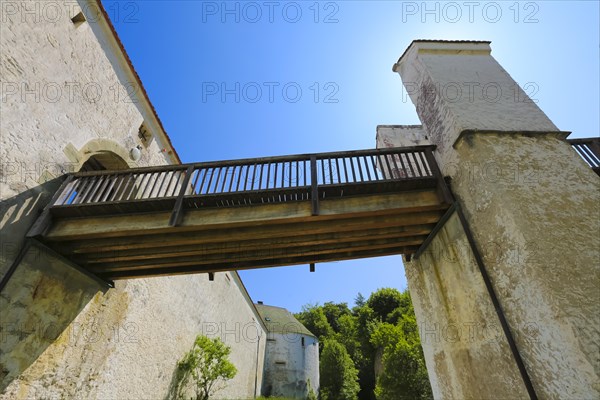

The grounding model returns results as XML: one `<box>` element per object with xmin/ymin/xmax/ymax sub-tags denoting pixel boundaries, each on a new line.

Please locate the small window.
<box><xmin>71</xmin><ymin>12</ymin><xmax>86</xmax><ymax>27</ymax></box>
<box><xmin>275</xmin><ymin>361</ymin><xmax>286</xmax><ymax>366</ymax></box>
<box><xmin>301</xmin><ymin>337</ymin><xmax>305</xmax><ymax>347</ymax></box>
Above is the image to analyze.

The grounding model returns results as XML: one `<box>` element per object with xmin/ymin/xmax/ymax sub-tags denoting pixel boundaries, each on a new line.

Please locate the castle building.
<box><xmin>255</xmin><ymin>303</ymin><xmax>319</xmax><ymax>398</ymax></box>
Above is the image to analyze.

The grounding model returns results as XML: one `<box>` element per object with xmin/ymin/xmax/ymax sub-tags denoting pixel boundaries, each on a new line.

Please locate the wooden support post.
<box><xmin>169</xmin><ymin>166</ymin><xmax>194</xmax><ymax>227</ymax></box>
<box><xmin>310</xmin><ymin>156</ymin><xmax>319</xmax><ymax>216</ymax></box>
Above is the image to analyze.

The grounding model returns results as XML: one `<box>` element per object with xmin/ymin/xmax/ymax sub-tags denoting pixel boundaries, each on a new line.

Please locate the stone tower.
<box><xmin>378</xmin><ymin>40</ymin><xmax>599</xmax><ymax>399</ymax></box>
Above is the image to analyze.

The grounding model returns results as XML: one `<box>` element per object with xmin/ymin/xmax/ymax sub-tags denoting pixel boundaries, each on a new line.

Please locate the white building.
<box><xmin>256</xmin><ymin>303</ymin><xmax>320</xmax><ymax>399</ymax></box>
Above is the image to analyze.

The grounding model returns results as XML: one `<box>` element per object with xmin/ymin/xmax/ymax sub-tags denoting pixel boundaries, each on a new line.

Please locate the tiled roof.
<box><xmin>255</xmin><ymin>304</ymin><xmax>316</xmax><ymax>337</ymax></box>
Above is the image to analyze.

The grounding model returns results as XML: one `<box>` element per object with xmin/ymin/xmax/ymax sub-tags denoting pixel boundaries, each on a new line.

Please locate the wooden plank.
<box><xmin>96</xmin><ymin>246</ymin><xmax>418</xmax><ymax>280</ymax></box>
<box><xmin>76</xmin><ymin>230</ymin><xmax>430</xmax><ymax>265</ymax></box>
<box><xmin>56</xmin><ymin>219</ymin><xmax>439</xmax><ymax>255</ymax></box>
<box><xmin>89</xmin><ymin>238</ymin><xmax>419</xmax><ymax>272</ymax></box>
<box><xmin>49</xmin><ymin>210</ymin><xmax>445</xmax><ymax>258</ymax></box>
<box><xmin>45</xmin><ymin>190</ymin><xmax>444</xmax><ymax>240</ymax></box>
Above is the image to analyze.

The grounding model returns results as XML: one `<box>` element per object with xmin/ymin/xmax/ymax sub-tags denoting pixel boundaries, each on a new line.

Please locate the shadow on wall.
<box><xmin>0</xmin><ymin>177</ymin><xmax>64</xmax><ymax>279</ymax></box>
<box><xmin>0</xmin><ymin>178</ymin><xmax>107</xmax><ymax>391</ymax></box>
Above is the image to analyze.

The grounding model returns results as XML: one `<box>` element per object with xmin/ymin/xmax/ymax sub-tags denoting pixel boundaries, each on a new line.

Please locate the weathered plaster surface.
<box><xmin>405</xmin><ymin>213</ymin><xmax>529</xmax><ymax>399</ymax></box>
<box><xmin>262</xmin><ymin>333</ymin><xmax>319</xmax><ymax>398</ymax></box>
<box><xmin>387</xmin><ymin>41</ymin><xmax>600</xmax><ymax>399</ymax></box>
<box><xmin>1</xmin><ymin>1</ymin><xmax>266</xmax><ymax>398</ymax></box>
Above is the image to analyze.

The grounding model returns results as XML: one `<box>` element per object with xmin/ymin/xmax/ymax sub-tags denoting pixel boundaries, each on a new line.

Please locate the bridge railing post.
<box><xmin>169</xmin><ymin>166</ymin><xmax>195</xmax><ymax>226</ymax></box>
<box><xmin>310</xmin><ymin>155</ymin><xmax>319</xmax><ymax>216</ymax></box>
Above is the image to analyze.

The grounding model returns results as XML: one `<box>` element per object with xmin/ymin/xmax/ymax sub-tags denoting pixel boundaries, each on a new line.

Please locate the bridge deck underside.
<box><xmin>39</xmin><ymin>183</ymin><xmax>449</xmax><ymax>280</ymax></box>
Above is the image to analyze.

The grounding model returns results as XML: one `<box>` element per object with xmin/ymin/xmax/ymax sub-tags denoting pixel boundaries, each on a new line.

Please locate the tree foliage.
<box><xmin>320</xmin><ymin>339</ymin><xmax>361</xmax><ymax>400</ymax></box>
<box><xmin>173</xmin><ymin>335</ymin><xmax>237</xmax><ymax>400</ymax></box>
<box><xmin>296</xmin><ymin>288</ymin><xmax>432</xmax><ymax>400</ymax></box>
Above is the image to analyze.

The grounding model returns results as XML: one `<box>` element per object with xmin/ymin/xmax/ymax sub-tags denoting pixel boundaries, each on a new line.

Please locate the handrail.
<box><xmin>51</xmin><ymin>146</ymin><xmax>437</xmax><ymax>205</ymax></box>
<box><xmin>70</xmin><ymin>145</ymin><xmax>436</xmax><ymax>177</ymax></box>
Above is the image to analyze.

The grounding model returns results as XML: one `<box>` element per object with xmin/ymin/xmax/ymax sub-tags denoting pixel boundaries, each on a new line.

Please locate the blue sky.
<box><xmin>101</xmin><ymin>0</ymin><xmax>599</xmax><ymax>312</ymax></box>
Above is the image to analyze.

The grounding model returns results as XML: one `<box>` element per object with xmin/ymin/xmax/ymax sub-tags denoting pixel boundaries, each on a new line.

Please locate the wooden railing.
<box><xmin>44</xmin><ymin>146</ymin><xmax>443</xmax><ymax>226</ymax></box>
<box><xmin>568</xmin><ymin>137</ymin><xmax>600</xmax><ymax>175</ymax></box>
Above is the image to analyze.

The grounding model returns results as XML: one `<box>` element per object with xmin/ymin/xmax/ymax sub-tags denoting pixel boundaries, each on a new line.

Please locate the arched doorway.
<box><xmin>79</xmin><ymin>151</ymin><xmax>130</xmax><ymax>172</ymax></box>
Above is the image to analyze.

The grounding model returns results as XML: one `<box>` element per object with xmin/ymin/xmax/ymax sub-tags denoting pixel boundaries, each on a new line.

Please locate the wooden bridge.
<box><xmin>27</xmin><ymin>146</ymin><xmax>453</xmax><ymax>283</ymax></box>
<box><xmin>25</xmin><ymin>138</ymin><xmax>598</xmax><ymax>284</ymax></box>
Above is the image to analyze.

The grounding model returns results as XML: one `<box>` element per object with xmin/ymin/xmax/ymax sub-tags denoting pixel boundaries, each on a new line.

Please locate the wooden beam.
<box><xmin>96</xmin><ymin>246</ymin><xmax>418</xmax><ymax>280</ymax></box>
<box><xmin>71</xmin><ymin>228</ymin><xmax>432</xmax><ymax>264</ymax></box>
<box><xmin>51</xmin><ymin>211</ymin><xmax>444</xmax><ymax>255</ymax></box>
<box><xmin>87</xmin><ymin>237</ymin><xmax>425</xmax><ymax>272</ymax></box>
<box><xmin>45</xmin><ymin>190</ymin><xmax>443</xmax><ymax>241</ymax></box>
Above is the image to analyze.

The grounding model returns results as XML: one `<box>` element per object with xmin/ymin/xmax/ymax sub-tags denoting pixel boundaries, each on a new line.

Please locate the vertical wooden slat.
<box><xmin>335</xmin><ymin>158</ymin><xmax>342</xmax><ymax>183</ymax></box>
<box><xmin>123</xmin><ymin>174</ymin><xmax>139</xmax><ymax>201</ymax></box>
<box><xmin>148</xmin><ymin>171</ymin><xmax>163</xmax><ymax>198</ymax></box>
<box><xmin>404</xmin><ymin>153</ymin><xmax>417</xmax><ymax>178</ymax></box>
<box><xmin>258</xmin><ymin>163</ymin><xmax>264</xmax><ymax>190</ymax></box>
<box><xmin>349</xmin><ymin>157</ymin><xmax>357</xmax><ymax>182</ymax></box>
<box><xmin>411</xmin><ymin>152</ymin><xmax>424</xmax><ymax>177</ymax></box>
<box><xmin>389</xmin><ymin>153</ymin><xmax>401</xmax><ymax>179</ymax></box>
<box><xmin>82</xmin><ymin>176</ymin><xmax>104</xmax><ymax>203</ymax></box>
<box><xmin>212</xmin><ymin>167</ymin><xmax>223</xmax><ymax>194</ymax></box>
<box><xmin>92</xmin><ymin>175</ymin><xmax>112</xmax><ymax>203</ymax></box>
<box><xmin>397</xmin><ymin>153</ymin><xmax>409</xmax><ymax>178</ymax></box>
<box><xmin>112</xmin><ymin>173</ymin><xmax>130</xmax><ymax>201</ymax></box>
<box><xmin>303</xmin><ymin>159</ymin><xmax>307</xmax><ymax>186</ymax></box>
<box><xmin>138</xmin><ymin>172</ymin><xmax>155</xmax><ymax>199</ymax></box>
<box><xmin>362</xmin><ymin>156</ymin><xmax>371</xmax><ymax>181</ymax></box>
<box><xmin>418</xmin><ymin>151</ymin><xmax>431</xmax><ymax>176</ymax></box>
<box><xmin>60</xmin><ymin>178</ymin><xmax>81</xmax><ymax>205</ymax></box>
<box><xmin>220</xmin><ymin>166</ymin><xmax>230</xmax><ymax>193</ymax></box>
<box><xmin>168</xmin><ymin>170</ymin><xmax>181</xmax><ymax>197</ymax></box>
<box><xmin>357</xmin><ymin>157</ymin><xmax>365</xmax><ymax>182</ymax></box>
<box><xmin>370</xmin><ymin>155</ymin><xmax>380</xmax><ymax>181</ymax></box>
<box><xmin>251</xmin><ymin>164</ymin><xmax>257</xmax><ymax>190</ymax></box>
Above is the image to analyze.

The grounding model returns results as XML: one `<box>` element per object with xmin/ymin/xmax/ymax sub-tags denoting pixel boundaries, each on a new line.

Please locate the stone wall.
<box><xmin>1</xmin><ymin>1</ymin><xmax>266</xmax><ymax>398</ymax></box>
<box><xmin>383</xmin><ymin>40</ymin><xmax>600</xmax><ymax>398</ymax></box>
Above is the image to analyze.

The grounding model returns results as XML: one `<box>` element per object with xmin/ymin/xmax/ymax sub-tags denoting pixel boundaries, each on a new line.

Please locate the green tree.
<box><xmin>354</xmin><ymin>292</ymin><xmax>366</xmax><ymax>308</ymax></box>
<box><xmin>173</xmin><ymin>335</ymin><xmax>237</xmax><ymax>400</ymax></box>
<box><xmin>322</xmin><ymin>302</ymin><xmax>351</xmax><ymax>332</ymax></box>
<box><xmin>320</xmin><ymin>339</ymin><xmax>361</xmax><ymax>400</ymax></box>
<box><xmin>296</xmin><ymin>304</ymin><xmax>334</xmax><ymax>342</ymax></box>
<box><xmin>367</xmin><ymin>288</ymin><xmax>410</xmax><ymax>324</ymax></box>
<box><xmin>371</xmin><ymin>318</ymin><xmax>432</xmax><ymax>400</ymax></box>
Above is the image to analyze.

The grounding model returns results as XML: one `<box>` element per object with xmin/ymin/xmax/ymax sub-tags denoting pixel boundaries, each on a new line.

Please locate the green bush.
<box><xmin>172</xmin><ymin>335</ymin><xmax>237</xmax><ymax>400</ymax></box>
